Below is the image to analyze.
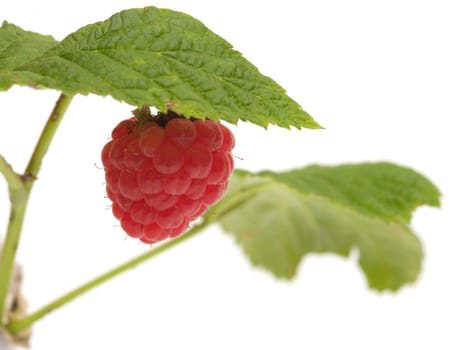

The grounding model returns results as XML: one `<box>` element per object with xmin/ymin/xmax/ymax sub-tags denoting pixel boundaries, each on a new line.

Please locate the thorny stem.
<box><xmin>6</xmin><ymin>219</ymin><xmax>211</xmax><ymax>334</ymax></box>
<box><xmin>0</xmin><ymin>93</ymin><xmax>73</xmax><ymax>327</ymax></box>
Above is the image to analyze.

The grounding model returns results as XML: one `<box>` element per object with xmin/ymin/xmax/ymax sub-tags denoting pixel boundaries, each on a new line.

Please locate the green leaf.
<box><xmin>260</xmin><ymin>162</ymin><xmax>441</xmax><ymax>223</ymax></box>
<box><xmin>213</xmin><ymin>163</ymin><xmax>440</xmax><ymax>291</ymax></box>
<box><xmin>0</xmin><ymin>21</ymin><xmax>58</xmax><ymax>88</ymax></box>
<box><xmin>0</xmin><ymin>7</ymin><xmax>319</xmax><ymax>129</ymax></box>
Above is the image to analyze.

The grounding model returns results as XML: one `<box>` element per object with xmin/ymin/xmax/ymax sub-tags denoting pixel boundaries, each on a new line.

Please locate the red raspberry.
<box><xmin>102</xmin><ymin>110</ymin><xmax>235</xmax><ymax>244</ymax></box>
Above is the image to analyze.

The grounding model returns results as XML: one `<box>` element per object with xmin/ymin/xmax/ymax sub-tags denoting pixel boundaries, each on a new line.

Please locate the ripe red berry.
<box><xmin>102</xmin><ymin>111</ymin><xmax>235</xmax><ymax>244</ymax></box>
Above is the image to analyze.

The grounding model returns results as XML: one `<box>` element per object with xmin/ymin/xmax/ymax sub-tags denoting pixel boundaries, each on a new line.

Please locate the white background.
<box><xmin>1</xmin><ymin>0</ymin><xmax>471</xmax><ymax>349</ymax></box>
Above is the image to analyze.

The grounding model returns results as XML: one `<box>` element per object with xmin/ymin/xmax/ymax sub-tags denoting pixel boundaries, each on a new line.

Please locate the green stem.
<box><xmin>0</xmin><ymin>156</ymin><xmax>23</xmax><ymax>191</ymax></box>
<box><xmin>24</xmin><ymin>93</ymin><xmax>74</xmax><ymax>185</ymax></box>
<box><xmin>209</xmin><ymin>179</ymin><xmax>273</xmax><ymax>219</ymax></box>
<box><xmin>6</xmin><ymin>219</ymin><xmax>210</xmax><ymax>334</ymax></box>
<box><xmin>0</xmin><ymin>93</ymin><xmax>73</xmax><ymax>325</ymax></box>
<box><xmin>0</xmin><ymin>190</ymin><xmax>28</xmax><ymax>324</ymax></box>
<box><xmin>4</xmin><ymin>176</ymin><xmax>266</xmax><ymax>333</ymax></box>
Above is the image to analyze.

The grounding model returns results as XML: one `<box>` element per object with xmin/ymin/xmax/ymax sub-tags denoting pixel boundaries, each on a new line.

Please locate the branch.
<box><xmin>0</xmin><ymin>93</ymin><xmax>74</xmax><ymax>327</ymax></box>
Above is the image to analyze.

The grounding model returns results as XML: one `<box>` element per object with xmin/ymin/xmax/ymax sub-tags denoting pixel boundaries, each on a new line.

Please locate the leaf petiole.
<box><xmin>5</xmin><ymin>218</ymin><xmax>211</xmax><ymax>334</ymax></box>
<box><xmin>4</xmin><ymin>167</ymin><xmax>271</xmax><ymax>333</ymax></box>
